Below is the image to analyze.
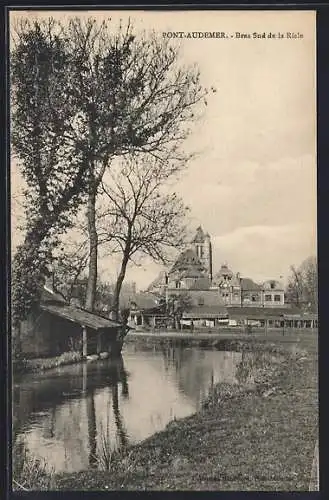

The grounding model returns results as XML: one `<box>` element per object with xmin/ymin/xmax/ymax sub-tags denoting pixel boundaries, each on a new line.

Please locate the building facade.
<box><xmin>147</xmin><ymin>226</ymin><xmax>285</xmax><ymax>308</ymax></box>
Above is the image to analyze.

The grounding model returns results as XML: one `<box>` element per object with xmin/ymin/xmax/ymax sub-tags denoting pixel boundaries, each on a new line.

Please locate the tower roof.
<box><xmin>215</xmin><ymin>263</ymin><xmax>234</xmax><ymax>278</ymax></box>
<box><xmin>191</xmin><ymin>226</ymin><xmax>206</xmax><ymax>243</ymax></box>
<box><xmin>170</xmin><ymin>248</ymin><xmax>206</xmax><ymax>274</ymax></box>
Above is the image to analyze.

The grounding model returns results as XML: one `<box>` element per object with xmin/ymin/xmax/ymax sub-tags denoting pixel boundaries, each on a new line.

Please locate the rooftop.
<box><xmin>227</xmin><ymin>306</ymin><xmax>300</xmax><ymax>319</ymax></box>
<box><xmin>41</xmin><ymin>303</ymin><xmax>122</xmax><ymax>330</ymax></box>
<box><xmin>170</xmin><ymin>248</ymin><xmax>206</xmax><ymax>274</ymax></box>
<box><xmin>128</xmin><ymin>293</ymin><xmax>159</xmax><ymax>310</ymax></box>
<box><xmin>183</xmin><ymin>305</ymin><xmax>228</xmax><ymax>319</ymax></box>
<box><xmin>240</xmin><ymin>278</ymin><xmax>261</xmax><ymax>291</ymax></box>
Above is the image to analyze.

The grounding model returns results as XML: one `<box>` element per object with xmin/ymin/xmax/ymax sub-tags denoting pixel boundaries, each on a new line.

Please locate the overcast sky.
<box><xmin>11</xmin><ymin>10</ymin><xmax>316</xmax><ymax>290</ymax></box>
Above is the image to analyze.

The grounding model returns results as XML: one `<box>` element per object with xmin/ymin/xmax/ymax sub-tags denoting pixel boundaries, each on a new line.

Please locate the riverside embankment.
<box><xmin>13</xmin><ymin>327</ymin><xmax>314</xmax><ymax>375</ymax></box>
<box><xmin>53</xmin><ymin>334</ymin><xmax>318</xmax><ymax>491</ymax></box>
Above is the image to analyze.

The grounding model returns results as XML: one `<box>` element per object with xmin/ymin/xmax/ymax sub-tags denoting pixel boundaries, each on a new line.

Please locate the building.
<box><xmin>140</xmin><ymin>226</ymin><xmax>318</xmax><ymax>330</ymax></box>
<box><xmin>147</xmin><ymin>226</ymin><xmax>286</xmax><ymax>309</ymax></box>
<box><xmin>191</xmin><ymin>226</ymin><xmax>213</xmax><ymax>280</ymax></box>
<box><xmin>125</xmin><ymin>292</ymin><xmax>165</xmax><ymax>329</ymax></box>
<box><xmin>19</xmin><ymin>286</ymin><xmax>124</xmax><ymax>358</ymax></box>
<box><xmin>211</xmin><ymin>263</ymin><xmax>242</xmax><ymax>305</ymax></box>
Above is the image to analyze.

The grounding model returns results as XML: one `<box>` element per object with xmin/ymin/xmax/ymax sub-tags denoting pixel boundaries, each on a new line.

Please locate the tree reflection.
<box><xmin>92</xmin><ymin>356</ymin><xmax>129</xmax><ymax>468</ymax></box>
<box><xmin>85</xmin><ymin>356</ymin><xmax>130</xmax><ymax>468</ymax></box>
<box><xmin>112</xmin><ymin>382</ymin><xmax>128</xmax><ymax>450</ymax></box>
<box><xmin>13</xmin><ymin>356</ymin><xmax>131</xmax><ymax>473</ymax></box>
<box><xmin>113</xmin><ymin>356</ymin><xmax>129</xmax><ymax>449</ymax></box>
<box><xmin>86</xmin><ymin>389</ymin><xmax>97</xmax><ymax>468</ymax></box>
<box><xmin>161</xmin><ymin>345</ymin><xmax>210</xmax><ymax>402</ymax></box>
<box><xmin>117</xmin><ymin>355</ymin><xmax>129</xmax><ymax>399</ymax></box>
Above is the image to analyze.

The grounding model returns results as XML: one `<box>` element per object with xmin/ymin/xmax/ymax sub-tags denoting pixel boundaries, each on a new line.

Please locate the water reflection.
<box><xmin>13</xmin><ymin>344</ymin><xmax>243</xmax><ymax>473</ymax></box>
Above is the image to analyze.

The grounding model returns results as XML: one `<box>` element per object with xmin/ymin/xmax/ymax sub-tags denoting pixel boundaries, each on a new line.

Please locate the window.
<box><xmin>274</xmin><ymin>294</ymin><xmax>281</xmax><ymax>302</ymax></box>
<box><xmin>265</xmin><ymin>294</ymin><xmax>272</xmax><ymax>301</ymax></box>
<box><xmin>198</xmin><ymin>296</ymin><xmax>204</xmax><ymax>306</ymax></box>
<box><xmin>270</xmin><ymin>282</ymin><xmax>275</xmax><ymax>289</ymax></box>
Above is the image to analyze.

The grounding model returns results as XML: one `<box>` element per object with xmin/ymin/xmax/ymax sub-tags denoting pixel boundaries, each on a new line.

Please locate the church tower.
<box><xmin>191</xmin><ymin>226</ymin><xmax>213</xmax><ymax>281</ymax></box>
<box><xmin>204</xmin><ymin>232</ymin><xmax>213</xmax><ymax>282</ymax></box>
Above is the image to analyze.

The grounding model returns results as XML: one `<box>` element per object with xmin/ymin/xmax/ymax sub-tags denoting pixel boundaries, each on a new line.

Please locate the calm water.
<box><xmin>13</xmin><ymin>343</ymin><xmax>244</xmax><ymax>473</ymax></box>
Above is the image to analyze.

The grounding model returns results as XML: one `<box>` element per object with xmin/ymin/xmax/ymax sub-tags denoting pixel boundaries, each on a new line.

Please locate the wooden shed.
<box><xmin>19</xmin><ymin>287</ymin><xmax>124</xmax><ymax>358</ymax></box>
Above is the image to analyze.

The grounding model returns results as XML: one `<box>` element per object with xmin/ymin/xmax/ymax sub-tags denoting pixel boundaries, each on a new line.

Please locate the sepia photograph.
<box><xmin>10</xmin><ymin>8</ymin><xmax>318</xmax><ymax>491</ymax></box>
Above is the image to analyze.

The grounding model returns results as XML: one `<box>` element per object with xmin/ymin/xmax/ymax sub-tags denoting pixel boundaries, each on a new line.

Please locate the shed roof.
<box><xmin>183</xmin><ymin>305</ymin><xmax>228</xmax><ymax>319</ymax></box>
<box><xmin>227</xmin><ymin>306</ymin><xmax>294</xmax><ymax>319</ymax></box>
<box><xmin>40</xmin><ymin>303</ymin><xmax>122</xmax><ymax>331</ymax></box>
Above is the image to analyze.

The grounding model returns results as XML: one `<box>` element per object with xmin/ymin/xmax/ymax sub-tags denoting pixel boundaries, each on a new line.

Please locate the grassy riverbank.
<box><xmin>53</xmin><ymin>337</ymin><xmax>318</xmax><ymax>491</ymax></box>
<box><xmin>125</xmin><ymin>328</ymin><xmax>316</xmax><ymax>351</ymax></box>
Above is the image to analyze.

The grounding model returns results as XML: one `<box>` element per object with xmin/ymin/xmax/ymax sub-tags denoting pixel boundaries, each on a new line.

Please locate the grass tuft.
<box><xmin>12</xmin><ymin>439</ymin><xmax>54</xmax><ymax>491</ymax></box>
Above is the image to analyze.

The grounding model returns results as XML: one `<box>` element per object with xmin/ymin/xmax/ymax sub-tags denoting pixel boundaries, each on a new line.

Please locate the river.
<box><xmin>13</xmin><ymin>343</ymin><xmax>244</xmax><ymax>473</ymax></box>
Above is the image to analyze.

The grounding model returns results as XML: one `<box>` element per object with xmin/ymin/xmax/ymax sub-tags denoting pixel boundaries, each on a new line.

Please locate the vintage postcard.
<box><xmin>10</xmin><ymin>9</ymin><xmax>318</xmax><ymax>492</ymax></box>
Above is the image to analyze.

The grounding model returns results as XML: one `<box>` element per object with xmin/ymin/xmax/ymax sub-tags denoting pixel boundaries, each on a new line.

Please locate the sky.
<box><xmin>10</xmin><ymin>10</ymin><xmax>316</xmax><ymax>290</ymax></box>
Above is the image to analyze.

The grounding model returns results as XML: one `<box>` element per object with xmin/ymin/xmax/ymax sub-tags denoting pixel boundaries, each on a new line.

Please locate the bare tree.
<box><xmin>286</xmin><ymin>256</ymin><xmax>318</xmax><ymax>312</ymax></box>
<box><xmin>286</xmin><ymin>265</ymin><xmax>304</xmax><ymax>308</ymax></box>
<box><xmin>98</xmin><ymin>155</ymin><xmax>190</xmax><ymax>321</ymax></box>
<box><xmin>11</xmin><ymin>15</ymin><xmax>209</xmax><ymax>324</ymax></box>
<box><xmin>299</xmin><ymin>256</ymin><xmax>318</xmax><ymax>312</ymax></box>
<box><xmin>52</xmin><ymin>238</ymin><xmax>89</xmax><ymax>302</ymax></box>
<box><xmin>62</xmin><ymin>17</ymin><xmax>208</xmax><ymax>311</ymax></box>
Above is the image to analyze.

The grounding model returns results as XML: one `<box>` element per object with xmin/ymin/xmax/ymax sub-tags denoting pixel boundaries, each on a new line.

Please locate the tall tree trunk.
<box><xmin>85</xmin><ymin>187</ymin><xmax>98</xmax><ymax>312</ymax></box>
<box><xmin>111</xmin><ymin>252</ymin><xmax>129</xmax><ymax>322</ymax></box>
<box><xmin>84</xmin><ymin>155</ymin><xmax>108</xmax><ymax>313</ymax></box>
